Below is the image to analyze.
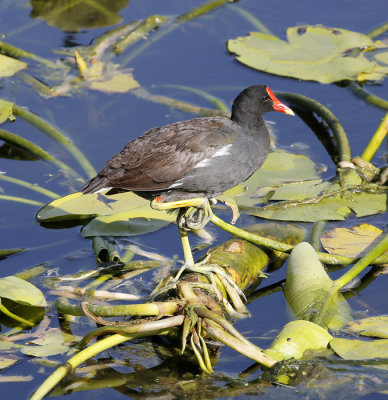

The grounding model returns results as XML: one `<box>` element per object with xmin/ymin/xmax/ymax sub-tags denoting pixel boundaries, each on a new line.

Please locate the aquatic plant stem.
<box><xmin>0</xmin><ymin>41</ymin><xmax>57</xmax><ymax>68</ymax></box>
<box><xmin>30</xmin><ymin>316</ymin><xmax>184</xmax><ymax>400</ymax></box>
<box><xmin>348</xmin><ymin>82</ymin><xmax>388</xmax><ymax>111</ymax></box>
<box><xmin>361</xmin><ymin>111</ymin><xmax>388</xmax><ymax>162</ymax></box>
<box><xmin>309</xmin><ymin>220</ymin><xmax>327</xmax><ymax>251</ymax></box>
<box><xmin>335</xmin><ymin>231</ymin><xmax>388</xmax><ymax>290</ymax></box>
<box><xmin>0</xmin><ymin>129</ymin><xmax>79</xmax><ymax>177</ymax></box>
<box><xmin>0</xmin><ymin>175</ymin><xmax>59</xmax><ymax>199</ymax></box>
<box><xmin>227</xmin><ymin>4</ymin><xmax>272</xmax><ymax>34</ymax></box>
<box><xmin>0</xmin><ymin>195</ymin><xmax>43</xmax><ymax>206</ymax></box>
<box><xmin>202</xmin><ymin>319</ymin><xmax>276</xmax><ymax>367</ymax></box>
<box><xmin>122</xmin><ymin>0</ymin><xmax>232</xmax><ymax>67</ymax></box>
<box><xmin>12</xmin><ymin>106</ymin><xmax>96</xmax><ymax>179</ymax></box>
<box><xmin>55</xmin><ymin>296</ymin><xmax>179</xmax><ymax>317</ymax></box>
<box><xmin>275</xmin><ymin>91</ymin><xmax>351</xmax><ymax>162</ymax></box>
<box><xmin>210</xmin><ymin>213</ymin><xmax>388</xmax><ymax>265</ymax></box>
<box><xmin>0</xmin><ymin>303</ymin><xmax>35</xmax><ymax>327</ymax></box>
<box><xmin>159</xmin><ymin>84</ymin><xmax>229</xmax><ymax>113</ymax></box>
<box><xmin>367</xmin><ymin>21</ymin><xmax>388</xmax><ymax>39</ymax></box>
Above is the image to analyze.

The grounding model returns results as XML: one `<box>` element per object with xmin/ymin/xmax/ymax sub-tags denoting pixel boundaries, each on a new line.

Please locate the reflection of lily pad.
<box><xmin>30</xmin><ymin>0</ymin><xmax>129</xmax><ymax>31</ymax></box>
<box><xmin>228</xmin><ymin>25</ymin><xmax>388</xmax><ymax>83</ymax></box>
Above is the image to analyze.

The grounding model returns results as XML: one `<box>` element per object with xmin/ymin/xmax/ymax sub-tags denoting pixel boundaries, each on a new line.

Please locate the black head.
<box><xmin>231</xmin><ymin>85</ymin><xmax>294</xmax><ymax>124</ymax></box>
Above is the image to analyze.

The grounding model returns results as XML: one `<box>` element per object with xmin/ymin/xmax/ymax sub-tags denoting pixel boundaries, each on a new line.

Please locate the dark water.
<box><xmin>1</xmin><ymin>0</ymin><xmax>388</xmax><ymax>399</ymax></box>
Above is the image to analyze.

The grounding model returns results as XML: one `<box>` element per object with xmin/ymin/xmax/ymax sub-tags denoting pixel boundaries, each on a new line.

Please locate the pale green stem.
<box><xmin>55</xmin><ymin>296</ymin><xmax>179</xmax><ymax>317</ymax></box>
<box><xmin>0</xmin><ymin>303</ymin><xmax>34</xmax><ymax>327</ymax></box>
<box><xmin>348</xmin><ymin>82</ymin><xmax>388</xmax><ymax>111</ymax></box>
<box><xmin>12</xmin><ymin>105</ymin><xmax>96</xmax><ymax>179</ymax></box>
<box><xmin>30</xmin><ymin>317</ymin><xmax>184</xmax><ymax>400</ymax></box>
<box><xmin>0</xmin><ymin>128</ymin><xmax>79</xmax><ymax>177</ymax></box>
<box><xmin>367</xmin><ymin>21</ymin><xmax>388</xmax><ymax>39</ymax></box>
<box><xmin>122</xmin><ymin>0</ymin><xmax>231</xmax><ymax>66</ymax></box>
<box><xmin>159</xmin><ymin>84</ymin><xmax>229</xmax><ymax>113</ymax></box>
<box><xmin>361</xmin><ymin>111</ymin><xmax>388</xmax><ymax>162</ymax></box>
<box><xmin>0</xmin><ymin>175</ymin><xmax>59</xmax><ymax>199</ymax></box>
<box><xmin>227</xmin><ymin>4</ymin><xmax>272</xmax><ymax>34</ymax></box>
<box><xmin>210</xmin><ymin>213</ymin><xmax>388</xmax><ymax>265</ymax></box>
<box><xmin>202</xmin><ymin>319</ymin><xmax>276</xmax><ymax>367</ymax></box>
<box><xmin>0</xmin><ymin>195</ymin><xmax>43</xmax><ymax>206</ymax></box>
<box><xmin>276</xmin><ymin>91</ymin><xmax>351</xmax><ymax>162</ymax></box>
<box><xmin>335</xmin><ymin>231</ymin><xmax>388</xmax><ymax>289</ymax></box>
<box><xmin>309</xmin><ymin>220</ymin><xmax>327</xmax><ymax>251</ymax></box>
<box><xmin>0</xmin><ymin>41</ymin><xmax>57</xmax><ymax>68</ymax></box>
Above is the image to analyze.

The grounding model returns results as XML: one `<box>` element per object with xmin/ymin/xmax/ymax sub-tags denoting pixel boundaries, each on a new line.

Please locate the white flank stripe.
<box><xmin>194</xmin><ymin>144</ymin><xmax>232</xmax><ymax>169</ymax></box>
<box><xmin>94</xmin><ymin>187</ymin><xmax>112</xmax><ymax>194</ymax></box>
<box><xmin>168</xmin><ymin>180</ymin><xmax>183</xmax><ymax>189</ymax></box>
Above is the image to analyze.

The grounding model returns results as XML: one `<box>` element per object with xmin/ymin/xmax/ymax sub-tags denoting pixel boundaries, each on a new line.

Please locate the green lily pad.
<box><xmin>330</xmin><ymin>337</ymin><xmax>388</xmax><ymax>360</ymax></box>
<box><xmin>248</xmin><ymin>189</ymin><xmax>387</xmax><ymax>222</ymax></box>
<box><xmin>36</xmin><ymin>191</ymin><xmax>174</xmax><ymax>223</ymax></box>
<box><xmin>0</xmin><ymin>99</ymin><xmax>15</xmax><ymax>124</ymax></box>
<box><xmin>228</xmin><ymin>25</ymin><xmax>388</xmax><ymax>83</ymax></box>
<box><xmin>264</xmin><ymin>320</ymin><xmax>333</xmax><ymax>361</ymax></box>
<box><xmin>0</xmin><ymin>276</ymin><xmax>46</xmax><ymax>307</ymax></box>
<box><xmin>321</xmin><ymin>223</ymin><xmax>384</xmax><ymax>258</ymax></box>
<box><xmin>237</xmin><ymin>151</ymin><xmax>319</xmax><ymax>207</ymax></box>
<box><xmin>285</xmin><ymin>242</ymin><xmax>353</xmax><ymax>330</ymax></box>
<box><xmin>0</xmin><ymin>355</ymin><xmax>19</xmax><ymax>371</ymax></box>
<box><xmin>21</xmin><ymin>328</ymin><xmax>73</xmax><ymax>357</ymax></box>
<box><xmin>342</xmin><ymin>316</ymin><xmax>388</xmax><ymax>339</ymax></box>
<box><xmin>0</xmin><ymin>54</ymin><xmax>27</xmax><ymax>78</ymax></box>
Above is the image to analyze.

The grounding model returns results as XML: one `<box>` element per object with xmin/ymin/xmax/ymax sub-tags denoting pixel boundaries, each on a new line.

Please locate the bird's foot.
<box><xmin>220</xmin><ymin>197</ymin><xmax>240</xmax><ymax>225</ymax></box>
<box><xmin>151</xmin><ymin>196</ymin><xmax>214</xmax><ymax>231</ymax></box>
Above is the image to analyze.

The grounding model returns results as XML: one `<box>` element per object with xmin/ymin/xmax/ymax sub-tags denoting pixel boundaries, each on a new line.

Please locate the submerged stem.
<box><xmin>275</xmin><ymin>91</ymin><xmax>351</xmax><ymax>162</ymax></box>
<box><xmin>348</xmin><ymin>82</ymin><xmax>388</xmax><ymax>111</ymax></box>
<box><xmin>12</xmin><ymin>105</ymin><xmax>96</xmax><ymax>179</ymax></box>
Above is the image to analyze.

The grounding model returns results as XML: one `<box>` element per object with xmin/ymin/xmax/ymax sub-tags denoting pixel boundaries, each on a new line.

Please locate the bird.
<box><xmin>82</xmin><ymin>85</ymin><xmax>293</xmax><ymax>275</ymax></box>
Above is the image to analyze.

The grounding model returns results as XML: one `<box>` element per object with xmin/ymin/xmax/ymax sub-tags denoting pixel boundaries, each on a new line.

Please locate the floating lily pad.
<box><xmin>21</xmin><ymin>328</ymin><xmax>73</xmax><ymax>357</ymax></box>
<box><xmin>0</xmin><ymin>54</ymin><xmax>27</xmax><ymax>78</ymax></box>
<box><xmin>237</xmin><ymin>151</ymin><xmax>319</xmax><ymax>207</ymax></box>
<box><xmin>248</xmin><ymin>189</ymin><xmax>387</xmax><ymax>222</ymax></box>
<box><xmin>0</xmin><ymin>99</ymin><xmax>15</xmax><ymax>124</ymax></box>
<box><xmin>0</xmin><ymin>276</ymin><xmax>46</xmax><ymax>307</ymax></box>
<box><xmin>342</xmin><ymin>316</ymin><xmax>388</xmax><ymax>338</ymax></box>
<box><xmin>330</xmin><ymin>337</ymin><xmax>388</xmax><ymax>360</ymax></box>
<box><xmin>321</xmin><ymin>223</ymin><xmax>384</xmax><ymax>258</ymax></box>
<box><xmin>36</xmin><ymin>191</ymin><xmax>174</xmax><ymax>223</ymax></box>
<box><xmin>228</xmin><ymin>25</ymin><xmax>388</xmax><ymax>83</ymax></box>
<box><xmin>285</xmin><ymin>242</ymin><xmax>353</xmax><ymax>330</ymax></box>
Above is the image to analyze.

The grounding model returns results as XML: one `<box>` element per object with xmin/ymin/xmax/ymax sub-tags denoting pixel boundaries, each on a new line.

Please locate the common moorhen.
<box><xmin>82</xmin><ymin>85</ymin><xmax>293</xmax><ymax>275</ymax></box>
<box><xmin>82</xmin><ymin>85</ymin><xmax>293</xmax><ymax>203</ymax></box>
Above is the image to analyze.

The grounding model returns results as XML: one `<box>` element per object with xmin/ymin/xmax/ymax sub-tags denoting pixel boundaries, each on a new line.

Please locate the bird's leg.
<box><xmin>151</xmin><ymin>196</ymin><xmax>247</xmax><ymax>304</ymax></box>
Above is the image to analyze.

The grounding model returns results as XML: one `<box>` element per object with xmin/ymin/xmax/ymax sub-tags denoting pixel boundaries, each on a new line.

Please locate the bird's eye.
<box><xmin>262</xmin><ymin>96</ymin><xmax>270</xmax><ymax>102</ymax></box>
